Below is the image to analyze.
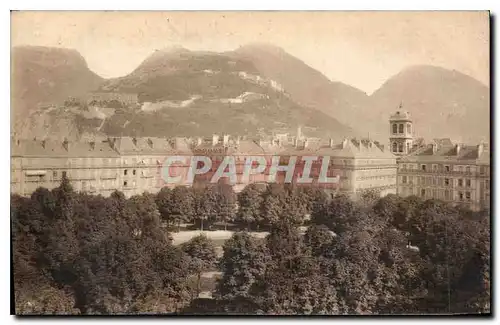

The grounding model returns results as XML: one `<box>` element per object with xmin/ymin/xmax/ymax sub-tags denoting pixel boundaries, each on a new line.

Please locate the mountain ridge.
<box><xmin>11</xmin><ymin>44</ymin><xmax>489</xmax><ymax>144</ymax></box>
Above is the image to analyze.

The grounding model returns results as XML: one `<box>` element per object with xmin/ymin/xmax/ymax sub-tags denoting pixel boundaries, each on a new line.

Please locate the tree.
<box><xmin>181</xmin><ymin>235</ymin><xmax>218</xmax><ymax>298</ymax></box>
<box><xmin>216</xmin><ymin>232</ymin><xmax>269</xmax><ymax>299</ymax></box>
<box><xmin>155</xmin><ymin>187</ymin><xmax>174</xmax><ymax>229</ymax></box>
<box><xmin>43</xmin><ymin>176</ymin><xmax>79</xmax><ymax>287</ymax></box>
<box><xmin>127</xmin><ymin>193</ymin><xmax>163</xmax><ymax>240</ymax></box>
<box><xmin>296</xmin><ymin>186</ymin><xmax>328</xmax><ymax>217</ymax></box>
<box><xmin>236</xmin><ymin>184</ymin><xmax>265</xmax><ymax>230</ymax></box>
<box><xmin>15</xmin><ymin>283</ymin><xmax>79</xmax><ymax>315</ymax></box>
<box><xmin>215</xmin><ymin>183</ymin><xmax>237</xmax><ymax>231</ymax></box>
<box><xmin>373</xmin><ymin>194</ymin><xmax>401</xmax><ymax>226</ymax></box>
<box><xmin>260</xmin><ymin>184</ymin><xmax>287</xmax><ymax>228</ymax></box>
<box><xmin>303</xmin><ymin>224</ymin><xmax>336</xmax><ymax>258</ymax></box>
<box><xmin>266</xmin><ymin>222</ymin><xmax>303</xmax><ymax>261</ymax></box>
<box><xmin>311</xmin><ymin>194</ymin><xmax>360</xmax><ymax>235</ymax></box>
<box><xmin>252</xmin><ymin>224</ymin><xmax>339</xmax><ymax>314</ymax></box>
<box><xmin>170</xmin><ymin>186</ymin><xmax>195</xmax><ymax>231</ymax></box>
<box><xmin>193</xmin><ymin>186</ymin><xmax>219</xmax><ymax>231</ymax></box>
<box><xmin>281</xmin><ymin>187</ymin><xmax>308</xmax><ymax>227</ymax></box>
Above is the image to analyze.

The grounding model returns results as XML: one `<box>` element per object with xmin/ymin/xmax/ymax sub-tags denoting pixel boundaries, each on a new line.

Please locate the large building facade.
<box><xmin>392</xmin><ymin>111</ymin><xmax>490</xmax><ymax>211</ymax></box>
<box><xmin>11</xmin><ymin>132</ymin><xmax>398</xmax><ymax>199</ymax></box>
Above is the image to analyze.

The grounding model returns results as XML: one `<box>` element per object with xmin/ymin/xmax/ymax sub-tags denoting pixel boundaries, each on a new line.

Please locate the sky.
<box><xmin>11</xmin><ymin>11</ymin><xmax>489</xmax><ymax>94</ymax></box>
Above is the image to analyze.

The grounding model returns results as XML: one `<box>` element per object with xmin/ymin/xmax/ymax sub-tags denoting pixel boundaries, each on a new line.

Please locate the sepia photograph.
<box><xmin>9</xmin><ymin>10</ymin><xmax>491</xmax><ymax>316</ymax></box>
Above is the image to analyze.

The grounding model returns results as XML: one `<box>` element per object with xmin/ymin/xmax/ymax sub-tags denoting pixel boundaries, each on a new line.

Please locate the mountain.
<box><xmin>97</xmin><ymin>48</ymin><xmax>355</xmax><ymax>138</ymax></box>
<box><xmin>230</xmin><ymin>44</ymin><xmax>490</xmax><ymax>144</ymax></box>
<box><xmin>11</xmin><ymin>46</ymin><xmax>103</xmax><ymax>135</ymax></box>
<box><xmin>14</xmin><ymin>46</ymin><xmax>356</xmax><ymax>140</ymax></box>
<box><xmin>369</xmin><ymin>65</ymin><xmax>490</xmax><ymax>144</ymax></box>
<box><xmin>229</xmin><ymin>43</ymin><xmax>370</xmax><ymax>131</ymax></box>
<box><xmin>12</xmin><ymin>45</ymin><xmax>489</xmax><ymax>144</ymax></box>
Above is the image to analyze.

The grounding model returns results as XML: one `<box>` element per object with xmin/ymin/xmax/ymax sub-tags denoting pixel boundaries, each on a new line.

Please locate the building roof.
<box><xmin>401</xmin><ymin>141</ymin><xmax>490</xmax><ymax>164</ymax></box>
<box><xmin>11</xmin><ymin>136</ymin><xmax>397</xmax><ymax>161</ymax></box>
<box><xmin>11</xmin><ymin>138</ymin><xmax>120</xmax><ymax>158</ymax></box>
<box><xmin>389</xmin><ymin>111</ymin><xmax>412</xmax><ymax>122</ymax></box>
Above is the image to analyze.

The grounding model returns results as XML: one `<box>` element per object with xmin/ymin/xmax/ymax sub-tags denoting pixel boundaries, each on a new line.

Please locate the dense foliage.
<box><xmin>12</xmin><ymin>179</ymin><xmax>490</xmax><ymax>315</ymax></box>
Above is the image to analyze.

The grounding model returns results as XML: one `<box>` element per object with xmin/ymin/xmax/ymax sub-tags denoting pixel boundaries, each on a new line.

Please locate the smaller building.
<box><xmin>397</xmin><ymin>139</ymin><xmax>490</xmax><ymax>211</ymax></box>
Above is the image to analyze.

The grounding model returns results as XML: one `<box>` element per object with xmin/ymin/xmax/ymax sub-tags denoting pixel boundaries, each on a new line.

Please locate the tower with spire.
<box><xmin>389</xmin><ymin>103</ymin><xmax>413</xmax><ymax>156</ymax></box>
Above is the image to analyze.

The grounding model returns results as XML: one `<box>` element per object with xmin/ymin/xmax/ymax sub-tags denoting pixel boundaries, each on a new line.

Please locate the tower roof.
<box><xmin>390</xmin><ymin>110</ymin><xmax>412</xmax><ymax>122</ymax></box>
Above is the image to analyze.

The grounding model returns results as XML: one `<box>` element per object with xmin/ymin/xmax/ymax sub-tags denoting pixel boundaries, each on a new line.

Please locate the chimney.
<box><xmin>196</xmin><ymin>137</ymin><xmax>203</xmax><ymax>146</ymax></box>
<box><xmin>107</xmin><ymin>137</ymin><xmax>117</xmax><ymax>150</ymax></box>
<box><xmin>223</xmin><ymin>134</ymin><xmax>229</xmax><ymax>146</ymax></box>
<box><xmin>147</xmin><ymin>138</ymin><xmax>153</xmax><ymax>148</ymax></box>
<box><xmin>432</xmin><ymin>143</ymin><xmax>437</xmax><ymax>154</ymax></box>
<box><xmin>478</xmin><ymin>143</ymin><xmax>484</xmax><ymax>157</ymax></box>
<box><xmin>455</xmin><ymin>144</ymin><xmax>461</xmax><ymax>156</ymax></box>
<box><xmin>304</xmin><ymin>138</ymin><xmax>309</xmax><ymax>148</ymax></box>
<box><xmin>341</xmin><ymin>138</ymin><xmax>349</xmax><ymax>149</ymax></box>
<box><xmin>329</xmin><ymin>138</ymin><xmax>335</xmax><ymax>148</ymax></box>
<box><xmin>62</xmin><ymin>138</ymin><xmax>69</xmax><ymax>151</ymax></box>
<box><xmin>41</xmin><ymin>140</ymin><xmax>46</xmax><ymax>149</ymax></box>
<box><xmin>235</xmin><ymin>136</ymin><xmax>241</xmax><ymax>146</ymax></box>
<box><xmin>132</xmin><ymin>137</ymin><xmax>138</xmax><ymax>146</ymax></box>
<box><xmin>212</xmin><ymin>134</ymin><xmax>220</xmax><ymax>146</ymax></box>
<box><xmin>90</xmin><ymin>141</ymin><xmax>95</xmax><ymax>150</ymax></box>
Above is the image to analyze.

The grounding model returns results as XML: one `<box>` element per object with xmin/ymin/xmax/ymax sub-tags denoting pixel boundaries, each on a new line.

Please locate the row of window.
<box><xmin>391</xmin><ymin>142</ymin><xmax>409</xmax><ymax>153</ymax></box>
<box><xmin>392</xmin><ymin>123</ymin><xmax>411</xmax><ymax>135</ymax></box>
<box><xmin>401</xmin><ymin>175</ymin><xmax>475</xmax><ymax>188</ymax></box>
<box><xmin>401</xmin><ymin>163</ymin><xmax>490</xmax><ymax>175</ymax></box>
<box><xmin>418</xmin><ymin>188</ymin><xmax>471</xmax><ymax>201</ymax></box>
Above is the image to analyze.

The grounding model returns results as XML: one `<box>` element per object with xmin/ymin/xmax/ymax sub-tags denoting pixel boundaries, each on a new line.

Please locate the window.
<box><xmin>466</xmin><ymin>192</ymin><xmax>471</xmax><ymax>201</ymax></box>
<box><xmin>465</xmin><ymin>166</ymin><xmax>471</xmax><ymax>174</ymax></box>
<box><xmin>432</xmin><ymin>177</ymin><xmax>437</xmax><ymax>186</ymax></box>
<box><xmin>392</xmin><ymin>142</ymin><xmax>398</xmax><ymax>152</ymax></box>
<box><xmin>407</xmin><ymin>124</ymin><xmax>411</xmax><ymax>134</ymax></box>
<box><xmin>399</xmin><ymin>124</ymin><xmax>404</xmax><ymax>133</ymax></box>
<box><xmin>392</xmin><ymin>124</ymin><xmax>397</xmax><ymax>134</ymax></box>
<box><xmin>459</xmin><ymin>192</ymin><xmax>464</xmax><ymax>201</ymax></box>
<box><xmin>438</xmin><ymin>164</ymin><xmax>443</xmax><ymax>172</ymax></box>
<box><xmin>53</xmin><ymin>171</ymin><xmax>57</xmax><ymax>178</ymax></box>
<box><xmin>402</xmin><ymin>164</ymin><xmax>407</xmax><ymax>170</ymax></box>
<box><xmin>432</xmin><ymin>164</ymin><xmax>438</xmax><ymax>172</ymax></box>
<box><xmin>421</xmin><ymin>164</ymin><xmax>427</xmax><ymax>171</ymax></box>
<box><xmin>398</xmin><ymin>143</ymin><xmax>404</xmax><ymax>153</ymax></box>
<box><xmin>402</xmin><ymin>176</ymin><xmax>407</xmax><ymax>184</ymax></box>
<box><xmin>480</xmin><ymin>166</ymin><xmax>485</xmax><ymax>175</ymax></box>
<box><xmin>486</xmin><ymin>182</ymin><xmax>490</xmax><ymax>190</ymax></box>
<box><xmin>433</xmin><ymin>189</ymin><xmax>438</xmax><ymax>198</ymax></box>
<box><xmin>62</xmin><ymin>171</ymin><xmax>67</xmax><ymax>178</ymax></box>
<box><xmin>421</xmin><ymin>189</ymin><xmax>426</xmax><ymax>197</ymax></box>
<box><xmin>124</xmin><ymin>170</ymin><xmax>128</xmax><ymax>176</ymax></box>
<box><xmin>444</xmin><ymin>178</ymin><xmax>450</xmax><ymax>186</ymax></box>
<box><xmin>124</xmin><ymin>181</ymin><xmax>128</xmax><ymax>187</ymax></box>
<box><xmin>133</xmin><ymin>169</ymin><xmax>136</xmax><ymax>175</ymax></box>
<box><xmin>458</xmin><ymin>179</ymin><xmax>463</xmax><ymax>187</ymax></box>
<box><xmin>445</xmin><ymin>190</ymin><xmax>451</xmax><ymax>200</ymax></box>
<box><xmin>445</xmin><ymin>165</ymin><xmax>450</xmax><ymax>172</ymax></box>
<box><xmin>466</xmin><ymin>179</ymin><xmax>471</xmax><ymax>188</ymax></box>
